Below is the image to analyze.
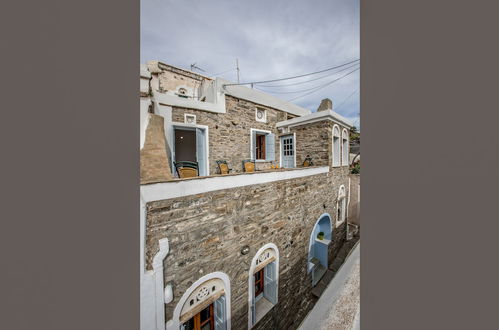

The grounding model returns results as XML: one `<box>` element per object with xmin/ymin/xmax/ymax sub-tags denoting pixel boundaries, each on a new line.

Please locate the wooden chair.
<box><xmin>242</xmin><ymin>159</ymin><xmax>256</xmax><ymax>173</ymax></box>
<box><xmin>303</xmin><ymin>155</ymin><xmax>314</xmax><ymax>167</ymax></box>
<box><xmin>216</xmin><ymin>160</ymin><xmax>232</xmax><ymax>175</ymax></box>
<box><xmin>174</xmin><ymin>161</ymin><xmax>199</xmax><ymax>178</ymax></box>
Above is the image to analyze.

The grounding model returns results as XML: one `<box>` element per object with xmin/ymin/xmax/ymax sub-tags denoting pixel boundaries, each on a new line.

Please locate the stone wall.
<box><xmin>145</xmin><ymin>168</ymin><xmax>349</xmax><ymax>330</ymax></box>
<box><xmin>292</xmin><ymin>121</ymin><xmax>333</xmax><ymax>168</ymax></box>
<box><xmin>171</xmin><ymin>95</ymin><xmax>297</xmax><ymax>174</ymax></box>
<box><xmin>140</xmin><ymin>114</ymin><xmax>172</xmax><ymax>183</ymax></box>
<box><xmin>348</xmin><ymin>174</ymin><xmax>360</xmax><ymax>226</ymax></box>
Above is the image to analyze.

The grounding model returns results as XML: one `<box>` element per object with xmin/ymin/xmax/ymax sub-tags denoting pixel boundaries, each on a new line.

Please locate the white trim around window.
<box><xmin>250</xmin><ymin>128</ymin><xmax>274</xmax><ymax>162</ymax></box>
<box><xmin>332</xmin><ymin>125</ymin><xmax>341</xmax><ymax>167</ymax></box>
<box><xmin>336</xmin><ymin>185</ymin><xmax>347</xmax><ymax>227</ymax></box>
<box><xmin>248</xmin><ymin>243</ymin><xmax>279</xmax><ymax>329</ymax></box>
<box><xmin>341</xmin><ymin>128</ymin><xmax>349</xmax><ymax>166</ymax></box>
<box><xmin>169</xmin><ymin>272</ymin><xmax>231</xmax><ymax>330</ymax></box>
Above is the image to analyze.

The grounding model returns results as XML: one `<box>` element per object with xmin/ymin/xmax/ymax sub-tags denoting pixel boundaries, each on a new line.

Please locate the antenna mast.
<box><xmin>236</xmin><ymin>58</ymin><xmax>240</xmax><ymax>84</ymax></box>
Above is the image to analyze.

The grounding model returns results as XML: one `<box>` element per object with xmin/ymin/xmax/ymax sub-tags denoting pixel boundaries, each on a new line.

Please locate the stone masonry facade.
<box><xmin>171</xmin><ymin>95</ymin><xmax>298</xmax><ymax>175</ymax></box>
<box><xmin>140</xmin><ymin>114</ymin><xmax>172</xmax><ymax>183</ymax></box>
<box><xmin>145</xmin><ymin>167</ymin><xmax>349</xmax><ymax>330</ymax></box>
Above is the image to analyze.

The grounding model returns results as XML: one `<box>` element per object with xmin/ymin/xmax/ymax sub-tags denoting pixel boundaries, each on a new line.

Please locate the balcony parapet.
<box><xmin>141</xmin><ymin>166</ymin><xmax>329</xmax><ymax>202</ymax></box>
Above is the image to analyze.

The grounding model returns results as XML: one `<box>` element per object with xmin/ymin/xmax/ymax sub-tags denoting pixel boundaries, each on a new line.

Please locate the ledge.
<box><xmin>141</xmin><ymin>166</ymin><xmax>329</xmax><ymax>202</ymax></box>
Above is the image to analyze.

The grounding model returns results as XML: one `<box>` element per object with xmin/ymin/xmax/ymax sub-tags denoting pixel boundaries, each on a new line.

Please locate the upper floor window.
<box><xmin>251</xmin><ymin>129</ymin><xmax>275</xmax><ymax>162</ymax></box>
<box><xmin>342</xmin><ymin>128</ymin><xmax>349</xmax><ymax>166</ymax></box>
<box><xmin>248</xmin><ymin>244</ymin><xmax>279</xmax><ymax>328</ymax></box>
<box><xmin>332</xmin><ymin>125</ymin><xmax>341</xmax><ymax>167</ymax></box>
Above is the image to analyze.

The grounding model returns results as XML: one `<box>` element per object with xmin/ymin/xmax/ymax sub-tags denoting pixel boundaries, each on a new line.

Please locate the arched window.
<box><xmin>308</xmin><ymin>213</ymin><xmax>333</xmax><ymax>286</ymax></box>
<box><xmin>341</xmin><ymin>128</ymin><xmax>349</xmax><ymax>166</ymax></box>
<box><xmin>336</xmin><ymin>185</ymin><xmax>347</xmax><ymax>227</ymax></box>
<box><xmin>248</xmin><ymin>244</ymin><xmax>279</xmax><ymax>329</ymax></box>
<box><xmin>172</xmin><ymin>272</ymin><xmax>231</xmax><ymax>330</ymax></box>
<box><xmin>332</xmin><ymin>125</ymin><xmax>341</xmax><ymax>167</ymax></box>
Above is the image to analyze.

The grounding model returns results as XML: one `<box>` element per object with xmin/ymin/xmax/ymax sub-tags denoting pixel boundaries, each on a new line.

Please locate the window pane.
<box><xmin>182</xmin><ymin>318</ymin><xmax>195</xmax><ymax>330</ymax></box>
<box><xmin>200</xmin><ymin>305</ymin><xmax>211</xmax><ymax>322</ymax></box>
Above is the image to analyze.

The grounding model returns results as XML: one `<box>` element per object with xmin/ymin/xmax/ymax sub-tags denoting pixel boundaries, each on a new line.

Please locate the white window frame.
<box><xmin>248</xmin><ymin>243</ymin><xmax>279</xmax><ymax>329</ymax></box>
<box><xmin>332</xmin><ymin>125</ymin><xmax>341</xmax><ymax>167</ymax></box>
<box><xmin>170</xmin><ymin>272</ymin><xmax>231</xmax><ymax>330</ymax></box>
<box><xmin>336</xmin><ymin>185</ymin><xmax>347</xmax><ymax>227</ymax></box>
<box><xmin>341</xmin><ymin>128</ymin><xmax>349</xmax><ymax>166</ymax></box>
<box><xmin>171</xmin><ymin>122</ymin><xmax>210</xmax><ymax>176</ymax></box>
<box><xmin>255</xmin><ymin>108</ymin><xmax>267</xmax><ymax>123</ymax></box>
<box><xmin>250</xmin><ymin>128</ymin><xmax>272</xmax><ymax>162</ymax></box>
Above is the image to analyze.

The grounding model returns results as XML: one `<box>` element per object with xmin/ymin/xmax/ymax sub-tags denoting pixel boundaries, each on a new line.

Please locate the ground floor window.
<box><xmin>177</xmin><ymin>276</ymin><xmax>228</xmax><ymax>330</ymax></box>
<box><xmin>182</xmin><ymin>304</ymin><xmax>214</xmax><ymax>330</ymax></box>
<box><xmin>249</xmin><ymin>245</ymin><xmax>279</xmax><ymax>328</ymax></box>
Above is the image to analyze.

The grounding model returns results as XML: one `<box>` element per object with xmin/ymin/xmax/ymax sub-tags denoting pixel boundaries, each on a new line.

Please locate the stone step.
<box><xmin>311</xmin><ymin>281</ymin><xmax>327</xmax><ymax>298</ymax></box>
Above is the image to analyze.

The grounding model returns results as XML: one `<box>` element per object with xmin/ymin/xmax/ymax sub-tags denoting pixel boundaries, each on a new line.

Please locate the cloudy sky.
<box><xmin>141</xmin><ymin>0</ymin><xmax>359</xmax><ymax>128</ymax></box>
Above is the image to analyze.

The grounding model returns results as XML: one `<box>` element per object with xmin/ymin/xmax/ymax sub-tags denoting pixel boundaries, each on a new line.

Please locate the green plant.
<box><xmin>350</xmin><ymin>162</ymin><xmax>360</xmax><ymax>174</ymax></box>
<box><xmin>317</xmin><ymin>231</ymin><xmax>325</xmax><ymax>240</ymax></box>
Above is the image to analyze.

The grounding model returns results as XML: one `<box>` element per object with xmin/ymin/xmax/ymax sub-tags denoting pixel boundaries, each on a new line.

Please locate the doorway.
<box><xmin>308</xmin><ymin>214</ymin><xmax>332</xmax><ymax>286</ymax></box>
<box><xmin>280</xmin><ymin>134</ymin><xmax>295</xmax><ymax>168</ymax></box>
<box><xmin>172</xmin><ymin>125</ymin><xmax>208</xmax><ymax>176</ymax></box>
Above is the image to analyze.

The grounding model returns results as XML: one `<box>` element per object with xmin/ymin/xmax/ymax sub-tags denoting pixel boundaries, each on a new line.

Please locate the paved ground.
<box><xmin>298</xmin><ymin>242</ymin><xmax>360</xmax><ymax>330</ymax></box>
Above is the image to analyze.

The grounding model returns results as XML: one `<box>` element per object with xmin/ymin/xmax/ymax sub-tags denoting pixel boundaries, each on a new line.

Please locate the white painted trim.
<box><xmin>336</xmin><ymin>185</ymin><xmax>347</xmax><ymax>227</ymax></box>
<box><xmin>276</xmin><ymin>109</ymin><xmax>353</xmax><ymax>129</ymax></box>
<box><xmin>341</xmin><ymin>129</ymin><xmax>349</xmax><ymax>167</ymax></box>
<box><xmin>308</xmin><ymin>213</ymin><xmax>333</xmax><ymax>273</ymax></box>
<box><xmin>172</xmin><ymin>123</ymin><xmax>210</xmax><ymax>176</ymax></box>
<box><xmin>153</xmin><ymin>238</ymin><xmax>170</xmax><ymax>330</ymax></box>
<box><xmin>168</xmin><ymin>272</ymin><xmax>231</xmax><ymax>330</ymax></box>
<box><xmin>141</xmin><ymin>166</ymin><xmax>329</xmax><ymax>202</ymax></box>
<box><xmin>183</xmin><ymin>113</ymin><xmax>197</xmax><ymax>125</ymax></box>
<box><xmin>152</xmin><ymin>90</ymin><xmax>226</xmax><ymax>114</ymax></box>
<box><xmin>250</xmin><ymin>128</ymin><xmax>272</xmax><ymax>161</ymax></box>
<box><xmin>332</xmin><ymin>125</ymin><xmax>341</xmax><ymax>167</ymax></box>
<box><xmin>279</xmin><ymin>133</ymin><xmax>296</xmax><ymax>168</ymax></box>
<box><xmin>248</xmin><ymin>243</ymin><xmax>280</xmax><ymax>329</ymax></box>
<box><xmin>255</xmin><ymin>108</ymin><xmax>267</xmax><ymax>123</ymax></box>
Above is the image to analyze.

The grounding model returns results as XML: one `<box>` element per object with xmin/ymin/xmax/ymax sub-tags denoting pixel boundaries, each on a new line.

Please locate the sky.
<box><xmin>141</xmin><ymin>0</ymin><xmax>359</xmax><ymax>128</ymax></box>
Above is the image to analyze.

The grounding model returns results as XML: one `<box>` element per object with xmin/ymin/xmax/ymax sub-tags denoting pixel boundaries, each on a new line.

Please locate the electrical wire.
<box><xmin>256</xmin><ymin>62</ymin><xmax>360</xmax><ymax>88</ymax></box>
<box><xmin>334</xmin><ymin>87</ymin><xmax>360</xmax><ymax>111</ymax></box>
<box><xmin>223</xmin><ymin>58</ymin><xmax>359</xmax><ymax>87</ymax></box>
<box><xmin>287</xmin><ymin>67</ymin><xmax>359</xmax><ymax>102</ymax></box>
<box><xmin>255</xmin><ymin>64</ymin><xmax>360</xmax><ymax>94</ymax></box>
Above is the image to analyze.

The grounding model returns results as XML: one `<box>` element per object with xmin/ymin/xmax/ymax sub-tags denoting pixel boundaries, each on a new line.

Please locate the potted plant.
<box><xmin>317</xmin><ymin>231</ymin><xmax>325</xmax><ymax>240</ymax></box>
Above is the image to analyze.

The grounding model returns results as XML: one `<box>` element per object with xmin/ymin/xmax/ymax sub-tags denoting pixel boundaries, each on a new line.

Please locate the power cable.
<box><xmin>257</xmin><ymin>62</ymin><xmax>360</xmax><ymax>88</ymax></box>
<box><xmin>287</xmin><ymin>67</ymin><xmax>359</xmax><ymax>102</ymax></box>
<box><xmin>223</xmin><ymin>59</ymin><xmax>359</xmax><ymax>87</ymax></box>
<box><xmin>334</xmin><ymin>87</ymin><xmax>360</xmax><ymax>111</ymax></box>
<box><xmin>255</xmin><ymin>64</ymin><xmax>360</xmax><ymax>94</ymax></box>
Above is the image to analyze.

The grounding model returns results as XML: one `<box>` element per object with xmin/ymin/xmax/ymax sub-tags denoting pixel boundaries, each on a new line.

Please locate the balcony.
<box><xmin>140</xmin><ymin>166</ymin><xmax>329</xmax><ymax>202</ymax></box>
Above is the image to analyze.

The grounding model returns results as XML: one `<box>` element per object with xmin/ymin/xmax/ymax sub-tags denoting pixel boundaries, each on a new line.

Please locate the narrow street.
<box><xmin>299</xmin><ymin>242</ymin><xmax>360</xmax><ymax>330</ymax></box>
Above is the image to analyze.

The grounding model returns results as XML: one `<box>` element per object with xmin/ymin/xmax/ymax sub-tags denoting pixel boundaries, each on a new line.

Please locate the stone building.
<box><xmin>140</xmin><ymin>61</ymin><xmax>357</xmax><ymax>330</ymax></box>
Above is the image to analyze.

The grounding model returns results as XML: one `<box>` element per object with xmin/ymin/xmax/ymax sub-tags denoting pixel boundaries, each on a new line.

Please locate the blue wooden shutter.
<box><xmin>196</xmin><ymin>128</ymin><xmax>206</xmax><ymax>176</ymax></box>
<box><xmin>263</xmin><ymin>261</ymin><xmax>277</xmax><ymax>305</ymax></box>
<box><xmin>251</xmin><ymin>130</ymin><xmax>256</xmax><ymax>160</ymax></box>
<box><xmin>265</xmin><ymin>133</ymin><xmax>275</xmax><ymax>161</ymax></box>
<box><xmin>214</xmin><ymin>295</ymin><xmax>226</xmax><ymax>330</ymax></box>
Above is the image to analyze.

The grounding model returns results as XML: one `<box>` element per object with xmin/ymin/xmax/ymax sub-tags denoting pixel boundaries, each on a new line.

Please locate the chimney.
<box><xmin>317</xmin><ymin>98</ymin><xmax>332</xmax><ymax>112</ymax></box>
